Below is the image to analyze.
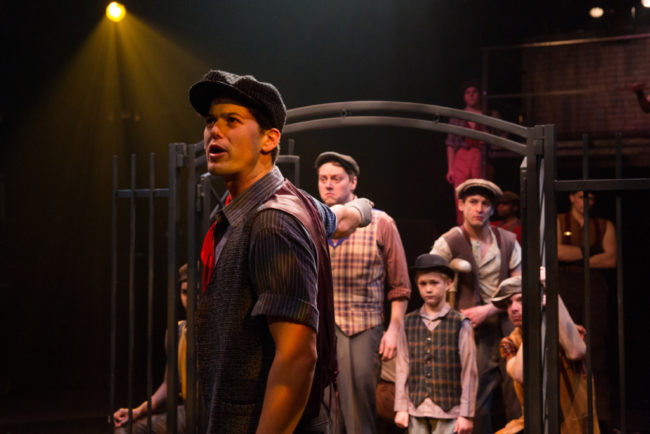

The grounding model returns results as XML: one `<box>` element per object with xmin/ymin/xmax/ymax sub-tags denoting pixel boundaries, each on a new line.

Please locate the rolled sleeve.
<box><xmin>249</xmin><ymin>209</ymin><xmax>319</xmax><ymax>332</ymax></box>
<box><xmin>377</xmin><ymin>213</ymin><xmax>411</xmax><ymax>301</ymax></box>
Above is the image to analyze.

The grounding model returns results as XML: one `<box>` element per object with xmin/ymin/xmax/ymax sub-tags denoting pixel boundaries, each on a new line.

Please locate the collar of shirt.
<box><xmin>222</xmin><ymin>166</ymin><xmax>284</xmax><ymax>228</ymax></box>
<box><xmin>419</xmin><ymin>302</ymin><xmax>451</xmax><ymax>322</ymax></box>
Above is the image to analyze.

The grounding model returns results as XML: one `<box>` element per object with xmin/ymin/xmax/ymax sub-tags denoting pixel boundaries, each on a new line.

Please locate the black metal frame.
<box><xmin>110</xmin><ymin>100</ymin><xmax>650</xmax><ymax>434</ymax></box>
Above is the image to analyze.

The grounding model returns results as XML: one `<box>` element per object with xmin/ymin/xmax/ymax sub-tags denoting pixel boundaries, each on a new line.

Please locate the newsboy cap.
<box><xmin>189</xmin><ymin>70</ymin><xmax>287</xmax><ymax>132</ymax></box>
<box><xmin>456</xmin><ymin>178</ymin><xmax>503</xmax><ymax>201</ymax></box>
<box><xmin>411</xmin><ymin>254</ymin><xmax>454</xmax><ymax>279</ymax></box>
<box><xmin>491</xmin><ymin>276</ymin><xmax>522</xmax><ymax>310</ymax></box>
<box><xmin>314</xmin><ymin>152</ymin><xmax>360</xmax><ymax>176</ymax></box>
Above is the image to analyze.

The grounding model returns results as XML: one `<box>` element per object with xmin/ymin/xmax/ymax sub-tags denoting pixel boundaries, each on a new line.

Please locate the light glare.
<box><xmin>590</xmin><ymin>7</ymin><xmax>604</xmax><ymax>18</ymax></box>
<box><xmin>106</xmin><ymin>2</ymin><xmax>126</xmax><ymax>22</ymax></box>
<box><xmin>643</xmin><ymin>0</ymin><xmax>650</xmax><ymax>8</ymax></box>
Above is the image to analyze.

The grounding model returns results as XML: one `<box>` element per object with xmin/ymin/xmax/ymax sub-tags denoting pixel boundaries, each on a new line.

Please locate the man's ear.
<box><xmin>458</xmin><ymin>199</ymin><xmax>465</xmax><ymax>213</ymax></box>
<box><xmin>261</xmin><ymin>128</ymin><xmax>280</xmax><ymax>154</ymax></box>
<box><xmin>350</xmin><ymin>175</ymin><xmax>358</xmax><ymax>192</ymax></box>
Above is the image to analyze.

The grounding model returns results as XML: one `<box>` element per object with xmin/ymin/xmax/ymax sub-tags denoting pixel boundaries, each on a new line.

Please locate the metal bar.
<box><xmin>521</xmin><ymin>127</ymin><xmax>544</xmax><ymax>434</ymax></box>
<box><xmin>127</xmin><ymin>154</ymin><xmax>136</xmax><ymax>434</ymax></box>
<box><xmin>484</xmin><ymin>31</ymin><xmax>650</xmax><ymax>51</ymax></box>
<box><xmin>582</xmin><ymin>136</ymin><xmax>594</xmax><ymax>434</ymax></box>
<box><xmin>187</xmin><ymin>142</ymin><xmax>198</xmax><ymax>434</ymax></box>
<box><xmin>283</xmin><ymin>117</ymin><xmax>529</xmax><ymax>156</ymax></box>
<box><xmin>167</xmin><ymin>144</ymin><xmax>181</xmax><ymax>434</ymax></box>
<box><xmin>554</xmin><ymin>178</ymin><xmax>650</xmax><ymax>192</ymax></box>
<box><xmin>615</xmin><ymin>134</ymin><xmax>627</xmax><ymax>434</ymax></box>
<box><xmin>285</xmin><ymin>101</ymin><xmax>531</xmax><ymax>138</ymax></box>
<box><xmin>543</xmin><ymin>124</ymin><xmax>561</xmax><ymax>434</ymax></box>
<box><xmin>109</xmin><ymin>156</ymin><xmax>118</xmax><ymax>429</ymax></box>
<box><xmin>146</xmin><ymin>153</ymin><xmax>155</xmax><ymax>432</ymax></box>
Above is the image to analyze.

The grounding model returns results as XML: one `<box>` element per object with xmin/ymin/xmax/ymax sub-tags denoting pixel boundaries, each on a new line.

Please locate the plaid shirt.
<box><xmin>329</xmin><ymin>208</ymin><xmax>410</xmax><ymax>336</ymax></box>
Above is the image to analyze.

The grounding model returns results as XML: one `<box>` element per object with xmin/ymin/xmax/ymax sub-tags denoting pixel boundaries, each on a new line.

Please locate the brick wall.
<box><xmin>522</xmin><ymin>35</ymin><xmax>650</xmax><ymax>136</ymax></box>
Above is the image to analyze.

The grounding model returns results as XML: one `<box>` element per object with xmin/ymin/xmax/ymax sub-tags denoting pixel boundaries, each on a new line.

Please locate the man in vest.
<box><xmin>190</xmin><ymin>70</ymin><xmax>371</xmax><ymax>434</ymax></box>
<box><xmin>429</xmin><ymin>178</ymin><xmax>521</xmax><ymax>434</ymax></box>
<box><xmin>556</xmin><ymin>191</ymin><xmax>616</xmax><ymax>430</ymax></box>
<box><xmin>315</xmin><ymin>152</ymin><xmax>411</xmax><ymax>434</ymax></box>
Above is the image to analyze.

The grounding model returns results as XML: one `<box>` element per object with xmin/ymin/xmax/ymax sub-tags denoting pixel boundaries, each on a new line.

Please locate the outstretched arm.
<box><xmin>330</xmin><ymin>198</ymin><xmax>373</xmax><ymax>239</ymax></box>
<box><xmin>557</xmin><ymin>295</ymin><xmax>586</xmax><ymax>361</ymax></box>
<box><xmin>256</xmin><ymin>320</ymin><xmax>317</xmax><ymax>434</ymax></box>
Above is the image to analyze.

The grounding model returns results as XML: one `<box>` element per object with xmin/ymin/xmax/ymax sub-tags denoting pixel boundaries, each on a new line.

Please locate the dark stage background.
<box><xmin>2</xmin><ymin>0</ymin><xmax>649</xmax><ymax>431</ymax></box>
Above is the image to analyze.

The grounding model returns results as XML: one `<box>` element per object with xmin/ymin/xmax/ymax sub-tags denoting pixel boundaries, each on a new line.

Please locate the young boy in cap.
<box><xmin>491</xmin><ymin>274</ymin><xmax>599</xmax><ymax>434</ymax></box>
<box><xmin>394</xmin><ymin>254</ymin><xmax>477</xmax><ymax>434</ymax></box>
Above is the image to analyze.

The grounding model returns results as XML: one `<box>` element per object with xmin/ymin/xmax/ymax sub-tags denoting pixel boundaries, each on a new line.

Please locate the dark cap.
<box><xmin>411</xmin><ymin>254</ymin><xmax>454</xmax><ymax>279</ymax></box>
<box><xmin>314</xmin><ymin>152</ymin><xmax>360</xmax><ymax>176</ymax></box>
<box><xmin>490</xmin><ymin>276</ymin><xmax>522</xmax><ymax>309</ymax></box>
<box><xmin>456</xmin><ymin>178</ymin><xmax>503</xmax><ymax>201</ymax></box>
<box><xmin>189</xmin><ymin>69</ymin><xmax>287</xmax><ymax>132</ymax></box>
<box><xmin>497</xmin><ymin>191</ymin><xmax>519</xmax><ymax>205</ymax></box>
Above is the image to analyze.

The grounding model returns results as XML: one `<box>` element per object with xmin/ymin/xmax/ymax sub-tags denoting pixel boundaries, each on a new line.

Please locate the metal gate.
<box><xmin>110</xmin><ymin>101</ymin><xmax>649</xmax><ymax>433</ymax></box>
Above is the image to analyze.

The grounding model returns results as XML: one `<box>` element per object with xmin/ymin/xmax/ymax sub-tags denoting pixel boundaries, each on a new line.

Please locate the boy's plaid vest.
<box><xmin>404</xmin><ymin>309</ymin><xmax>464</xmax><ymax>411</ymax></box>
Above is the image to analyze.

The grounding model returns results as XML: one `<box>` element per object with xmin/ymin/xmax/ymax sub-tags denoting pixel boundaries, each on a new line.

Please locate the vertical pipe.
<box><xmin>581</xmin><ymin>134</ymin><xmax>594</xmax><ymax>434</ymax></box>
<box><xmin>543</xmin><ymin>124</ymin><xmax>560</xmax><ymax>434</ymax></box>
<box><xmin>146</xmin><ymin>153</ymin><xmax>155</xmax><ymax>431</ymax></box>
<box><xmin>521</xmin><ymin>127</ymin><xmax>543</xmax><ymax>434</ymax></box>
<box><xmin>167</xmin><ymin>144</ymin><xmax>180</xmax><ymax>434</ymax></box>
<box><xmin>186</xmin><ymin>143</ymin><xmax>198</xmax><ymax>434</ymax></box>
<box><xmin>109</xmin><ymin>156</ymin><xmax>118</xmax><ymax>429</ymax></box>
<box><xmin>615</xmin><ymin>133</ymin><xmax>627</xmax><ymax>434</ymax></box>
<box><xmin>127</xmin><ymin>154</ymin><xmax>137</xmax><ymax>434</ymax></box>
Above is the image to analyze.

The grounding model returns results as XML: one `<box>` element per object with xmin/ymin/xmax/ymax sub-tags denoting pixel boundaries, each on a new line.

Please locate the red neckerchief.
<box><xmin>200</xmin><ymin>194</ymin><xmax>233</xmax><ymax>293</ymax></box>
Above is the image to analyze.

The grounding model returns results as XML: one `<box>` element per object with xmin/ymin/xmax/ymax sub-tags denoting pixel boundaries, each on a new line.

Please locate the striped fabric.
<box><xmin>404</xmin><ymin>309</ymin><xmax>463</xmax><ymax>412</ymax></box>
<box><xmin>328</xmin><ymin>209</ymin><xmax>411</xmax><ymax>336</ymax></box>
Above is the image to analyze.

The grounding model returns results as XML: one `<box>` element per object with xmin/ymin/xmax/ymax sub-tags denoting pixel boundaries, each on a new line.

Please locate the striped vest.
<box><xmin>404</xmin><ymin>309</ymin><xmax>464</xmax><ymax>411</ymax></box>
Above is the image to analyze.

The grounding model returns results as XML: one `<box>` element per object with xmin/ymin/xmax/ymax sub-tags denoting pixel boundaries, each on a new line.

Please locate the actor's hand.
<box><xmin>394</xmin><ymin>411</ymin><xmax>410</xmax><ymax>428</ymax></box>
<box><xmin>460</xmin><ymin>304</ymin><xmax>495</xmax><ymax>328</ymax></box>
<box><xmin>454</xmin><ymin>416</ymin><xmax>473</xmax><ymax>434</ymax></box>
<box><xmin>379</xmin><ymin>327</ymin><xmax>399</xmax><ymax>361</ymax></box>
<box><xmin>113</xmin><ymin>407</ymin><xmax>142</xmax><ymax>427</ymax></box>
<box><xmin>446</xmin><ymin>169</ymin><xmax>454</xmax><ymax>184</ymax></box>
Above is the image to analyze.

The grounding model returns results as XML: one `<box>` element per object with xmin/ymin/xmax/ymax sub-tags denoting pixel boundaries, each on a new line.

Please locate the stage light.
<box><xmin>590</xmin><ymin>6</ymin><xmax>604</xmax><ymax>18</ymax></box>
<box><xmin>642</xmin><ymin>0</ymin><xmax>650</xmax><ymax>8</ymax></box>
<box><xmin>106</xmin><ymin>2</ymin><xmax>126</xmax><ymax>22</ymax></box>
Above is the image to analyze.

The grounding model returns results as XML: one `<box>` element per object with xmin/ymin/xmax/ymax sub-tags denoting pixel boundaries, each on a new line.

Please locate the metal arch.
<box><xmin>284</xmin><ymin>100</ymin><xmax>531</xmax><ymax>153</ymax></box>
<box><xmin>283</xmin><ymin>116</ymin><xmax>528</xmax><ymax>156</ymax></box>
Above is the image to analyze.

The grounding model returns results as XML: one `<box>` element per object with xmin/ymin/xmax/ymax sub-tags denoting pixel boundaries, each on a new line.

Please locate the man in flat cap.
<box><xmin>190</xmin><ymin>70</ymin><xmax>370</xmax><ymax>434</ymax></box>
<box><xmin>492</xmin><ymin>275</ymin><xmax>599</xmax><ymax>434</ymax></box>
<box><xmin>430</xmin><ymin>178</ymin><xmax>521</xmax><ymax>434</ymax></box>
<box><xmin>315</xmin><ymin>152</ymin><xmax>411</xmax><ymax>434</ymax></box>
